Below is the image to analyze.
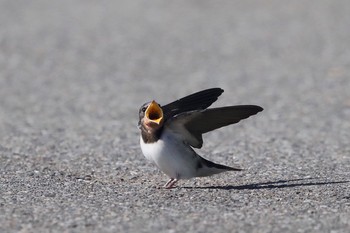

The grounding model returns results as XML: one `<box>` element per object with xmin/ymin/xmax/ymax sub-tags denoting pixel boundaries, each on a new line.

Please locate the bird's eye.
<box><xmin>141</xmin><ymin>107</ymin><xmax>147</xmax><ymax>112</ymax></box>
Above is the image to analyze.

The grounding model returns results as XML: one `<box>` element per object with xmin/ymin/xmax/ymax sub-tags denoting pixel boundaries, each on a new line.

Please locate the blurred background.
<box><xmin>0</xmin><ymin>0</ymin><xmax>349</xmax><ymax>232</ymax></box>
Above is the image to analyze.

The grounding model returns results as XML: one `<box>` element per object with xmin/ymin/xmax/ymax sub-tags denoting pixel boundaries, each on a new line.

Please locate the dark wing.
<box><xmin>165</xmin><ymin>105</ymin><xmax>263</xmax><ymax>148</ymax></box>
<box><xmin>161</xmin><ymin>88</ymin><xmax>224</xmax><ymax>121</ymax></box>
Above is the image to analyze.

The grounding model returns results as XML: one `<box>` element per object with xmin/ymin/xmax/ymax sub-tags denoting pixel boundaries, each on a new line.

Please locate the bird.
<box><xmin>138</xmin><ymin>88</ymin><xmax>263</xmax><ymax>189</ymax></box>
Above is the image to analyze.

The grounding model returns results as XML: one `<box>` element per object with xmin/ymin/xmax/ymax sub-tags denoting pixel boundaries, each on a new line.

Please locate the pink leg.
<box><xmin>164</xmin><ymin>178</ymin><xmax>174</xmax><ymax>188</ymax></box>
<box><xmin>164</xmin><ymin>178</ymin><xmax>178</xmax><ymax>189</ymax></box>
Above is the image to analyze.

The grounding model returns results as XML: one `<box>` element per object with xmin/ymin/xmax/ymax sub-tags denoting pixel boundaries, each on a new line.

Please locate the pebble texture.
<box><xmin>0</xmin><ymin>0</ymin><xmax>349</xmax><ymax>232</ymax></box>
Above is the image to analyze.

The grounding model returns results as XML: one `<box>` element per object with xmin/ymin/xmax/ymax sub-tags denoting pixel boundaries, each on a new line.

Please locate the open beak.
<box><xmin>145</xmin><ymin>100</ymin><xmax>163</xmax><ymax>125</ymax></box>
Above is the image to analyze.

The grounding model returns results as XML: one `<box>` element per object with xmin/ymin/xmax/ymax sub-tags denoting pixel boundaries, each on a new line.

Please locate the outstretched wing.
<box><xmin>165</xmin><ymin>105</ymin><xmax>263</xmax><ymax>148</ymax></box>
<box><xmin>161</xmin><ymin>88</ymin><xmax>224</xmax><ymax>121</ymax></box>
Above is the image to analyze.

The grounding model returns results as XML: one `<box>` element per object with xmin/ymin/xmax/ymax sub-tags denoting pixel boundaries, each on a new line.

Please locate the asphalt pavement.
<box><xmin>0</xmin><ymin>0</ymin><xmax>349</xmax><ymax>232</ymax></box>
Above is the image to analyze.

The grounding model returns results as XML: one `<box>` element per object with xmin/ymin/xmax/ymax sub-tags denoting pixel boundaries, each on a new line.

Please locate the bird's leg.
<box><xmin>164</xmin><ymin>178</ymin><xmax>178</xmax><ymax>189</ymax></box>
<box><xmin>164</xmin><ymin>178</ymin><xmax>174</xmax><ymax>188</ymax></box>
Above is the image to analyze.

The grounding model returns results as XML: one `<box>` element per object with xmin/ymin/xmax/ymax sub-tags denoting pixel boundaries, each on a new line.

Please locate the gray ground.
<box><xmin>0</xmin><ymin>0</ymin><xmax>349</xmax><ymax>232</ymax></box>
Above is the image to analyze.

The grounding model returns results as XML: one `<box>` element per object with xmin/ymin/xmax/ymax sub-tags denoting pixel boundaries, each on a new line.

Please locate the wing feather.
<box><xmin>165</xmin><ymin>105</ymin><xmax>263</xmax><ymax>148</ymax></box>
<box><xmin>161</xmin><ymin>88</ymin><xmax>224</xmax><ymax>121</ymax></box>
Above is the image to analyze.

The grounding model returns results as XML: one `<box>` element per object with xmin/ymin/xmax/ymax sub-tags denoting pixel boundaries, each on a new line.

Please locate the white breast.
<box><xmin>140</xmin><ymin>129</ymin><xmax>199</xmax><ymax>179</ymax></box>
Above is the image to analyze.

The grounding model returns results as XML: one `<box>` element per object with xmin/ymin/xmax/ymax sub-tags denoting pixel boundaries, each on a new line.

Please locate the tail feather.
<box><xmin>196</xmin><ymin>156</ymin><xmax>242</xmax><ymax>177</ymax></box>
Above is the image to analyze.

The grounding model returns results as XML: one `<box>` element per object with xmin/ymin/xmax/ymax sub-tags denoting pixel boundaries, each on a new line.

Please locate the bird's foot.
<box><xmin>164</xmin><ymin>178</ymin><xmax>178</xmax><ymax>189</ymax></box>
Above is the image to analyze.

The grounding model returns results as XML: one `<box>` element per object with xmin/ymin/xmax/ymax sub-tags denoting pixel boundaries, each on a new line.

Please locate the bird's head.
<box><xmin>138</xmin><ymin>100</ymin><xmax>164</xmax><ymax>131</ymax></box>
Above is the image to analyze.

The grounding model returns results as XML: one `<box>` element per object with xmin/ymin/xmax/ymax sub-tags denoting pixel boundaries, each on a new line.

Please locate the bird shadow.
<box><xmin>183</xmin><ymin>178</ymin><xmax>350</xmax><ymax>190</ymax></box>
